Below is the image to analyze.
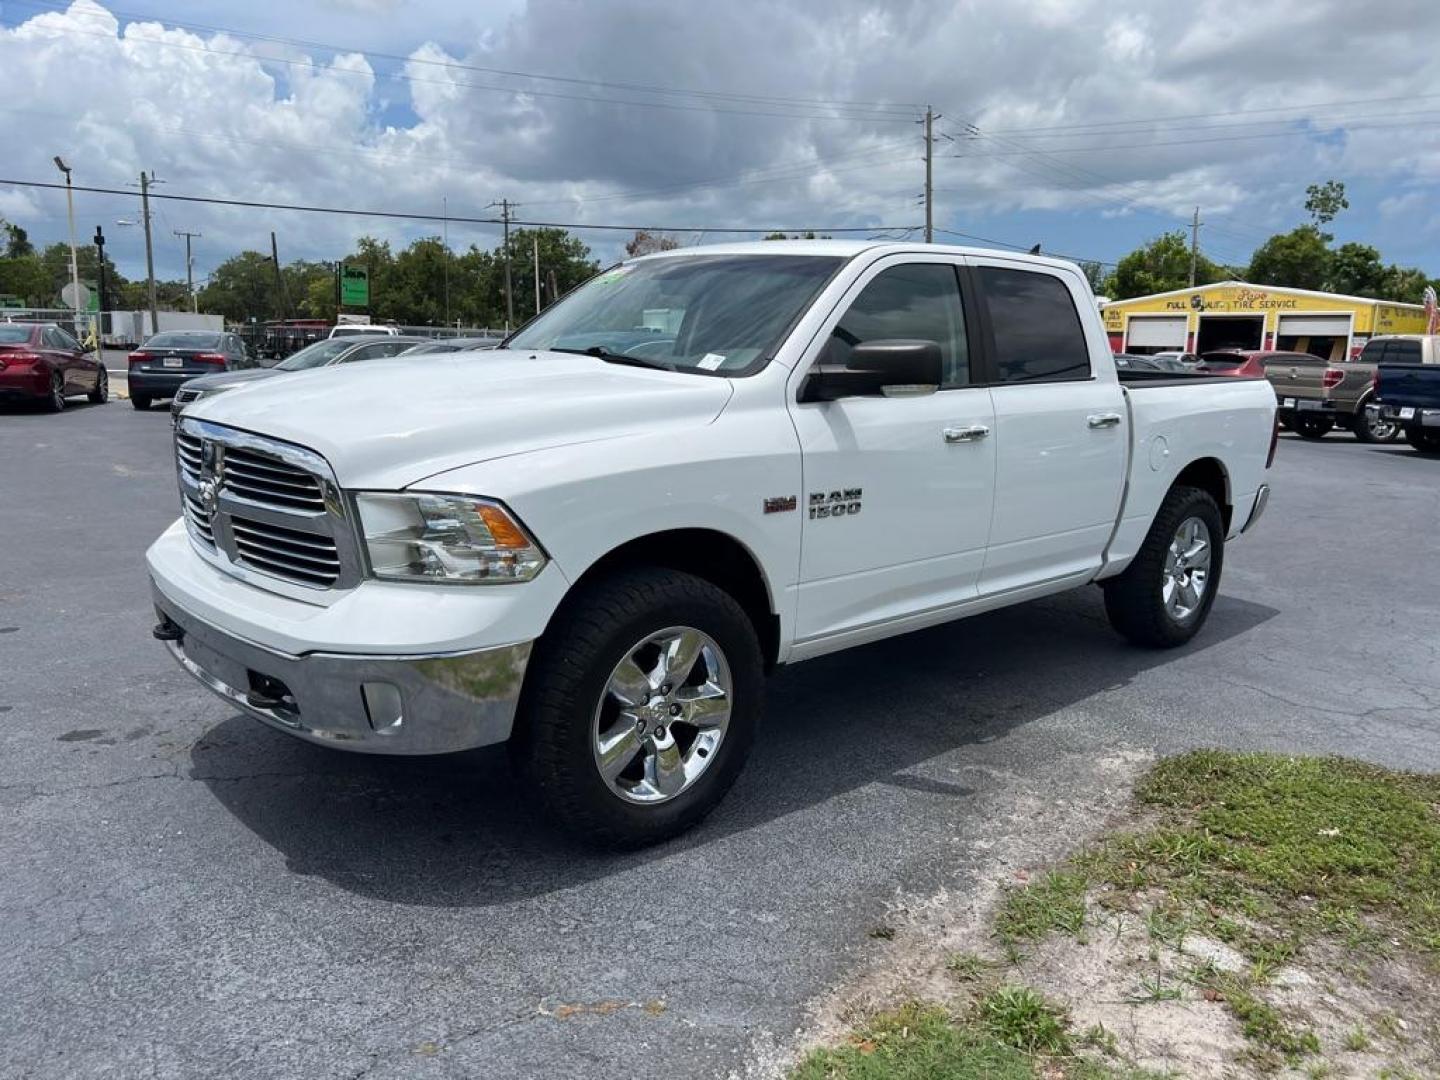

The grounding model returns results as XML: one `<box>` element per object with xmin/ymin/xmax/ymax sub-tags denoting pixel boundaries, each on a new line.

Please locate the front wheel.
<box><xmin>1294</xmin><ymin>415</ymin><xmax>1333</xmax><ymax>439</ymax></box>
<box><xmin>512</xmin><ymin>568</ymin><xmax>764</xmax><ymax>848</ymax></box>
<box><xmin>1351</xmin><ymin>404</ymin><xmax>1398</xmax><ymax>443</ymax></box>
<box><xmin>1103</xmin><ymin>485</ymin><xmax>1225</xmax><ymax>649</ymax></box>
<box><xmin>88</xmin><ymin>368</ymin><xmax>109</xmax><ymax>404</ymax></box>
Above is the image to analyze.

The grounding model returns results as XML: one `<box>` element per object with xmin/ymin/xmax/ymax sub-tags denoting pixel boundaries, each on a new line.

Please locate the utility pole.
<box><xmin>270</xmin><ymin>231</ymin><xmax>289</xmax><ymax>320</ymax></box>
<box><xmin>924</xmin><ymin>106</ymin><xmax>935</xmax><ymax>244</ymax></box>
<box><xmin>489</xmin><ymin>198</ymin><xmax>516</xmax><ymax>329</ymax></box>
<box><xmin>139</xmin><ymin>171</ymin><xmax>159</xmax><ymax>337</ymax></box>
<box><xmin>173</xmin><ymin>229</ymin><xmax>201</xmax><ymax>312</ymax></box>
<box><xmin>442</xmin><ymin>194</ymin><xmax>450</xmax><ymax>331</ymax></box>
<box><xmin>1189</xmin><ymin>206</ymin><xmax>1203</xmax><ymax>287</ymax></box>
<box><xmin>53</xmin><ymin>158</ymin><xmax>85</xmax><ymax>344</ymax></box>
<box><xmin>532</xmin><ymin>234</ymin><xmax>541</xmax><ymax>316</ymax></box>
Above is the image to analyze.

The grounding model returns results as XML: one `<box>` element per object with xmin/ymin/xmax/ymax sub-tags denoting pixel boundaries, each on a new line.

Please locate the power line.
<box><xmin>0</xmin><ymin>176</ymin><xmax>919</xmax><ymax>235</ymax></box>
<box><xmin>931</xmin><ymin>227</ymin><xmax>1116</xmax><ymax>267</ymax></box>
<box><xmin>8</xmin><ymin>0</ymin><xmax>923</xmax><ymax>115</ymax></box>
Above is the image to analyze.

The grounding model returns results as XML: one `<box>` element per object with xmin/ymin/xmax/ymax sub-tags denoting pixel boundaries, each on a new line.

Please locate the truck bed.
<box><xmin>1377</xmin><ymin>364</ymin><xmax>1440</xmax><ymax>410</ymax></box>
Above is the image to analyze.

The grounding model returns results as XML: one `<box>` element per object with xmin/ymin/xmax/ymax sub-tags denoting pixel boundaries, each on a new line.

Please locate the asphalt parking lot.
<box><xmin>2</xmin><ymin>400</ymin><xmax>1438</xmax><ymax>1080</ymax></box>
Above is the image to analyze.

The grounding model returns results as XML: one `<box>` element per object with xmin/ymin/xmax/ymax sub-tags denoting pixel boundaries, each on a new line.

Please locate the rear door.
<box><xmin>42</xmin><ymin>328</ymin><xmax>81</xmax><ymax>393</ymax></box>
<box><xmin>969</xmin><ymin>260</ymin><xmax>1127</xmax><ymax>595</ymax></box>
<box><xmin>788</xmin><ymin>255</ymin><xmax>997</xmax><ymax>646</ymax></box>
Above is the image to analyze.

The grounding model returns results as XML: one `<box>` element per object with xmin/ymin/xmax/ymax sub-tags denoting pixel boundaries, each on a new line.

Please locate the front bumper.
<box><xmin>154</xmin><ymin>584</ymin><xmax>532</xmax><ymax>754</ymax></box>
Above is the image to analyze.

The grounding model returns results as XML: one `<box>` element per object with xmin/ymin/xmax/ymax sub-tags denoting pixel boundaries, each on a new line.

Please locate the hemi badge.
<box><xmin>763</xmin><ymin>495</ymin><xmax>797</xmax><ymax>515</ymax></box>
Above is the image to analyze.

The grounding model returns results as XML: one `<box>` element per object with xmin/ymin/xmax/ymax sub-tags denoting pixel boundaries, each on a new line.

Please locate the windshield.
<box><xmin>145</xmin><ymin>331</ymin><xmax>221</xmax><ymax>349</ymax></box>
<box><xmin>506</xmin><ymin>254</ymin><xmax>844</xmax><ymax>375</ymax></box>
<box><xmin>276</xmin><ymin>339</ymin><xmax>355</xmax><ymax>370</ymax></box>
<box><xmin>1200</xmin><ymin>354</ymin><xmax>1246</xmax><ymax>370</ymax></box>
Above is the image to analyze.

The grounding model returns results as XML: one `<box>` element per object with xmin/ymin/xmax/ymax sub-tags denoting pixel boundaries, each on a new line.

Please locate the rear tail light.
<box><xmin>129</xmin><ymin>351</ymin><xmax>151</xmax><ymax>365</ymax></box>
<box><xmin>1322</xmin><ymin>368</ymin><xmax>1344</xmax><ymax>389</ymax></box>
<box><xmin>195</xmin><ymin>352</ymin><xmax>227</xmax><ymax>365</ymax></box>
<box><xmin>1267</xmin><ymin>412</ymin><xmax>1279</xmax><ymax>468</ymax></box>
<box><xmin>1372</xmin><ymin>368</ymin><xmax>1382</xmax><ymax>397</ymax></box>
<box><xmin>0</xmin><ymin>351</ymin><xmax>42</xmax><ymax>368</ymax></box>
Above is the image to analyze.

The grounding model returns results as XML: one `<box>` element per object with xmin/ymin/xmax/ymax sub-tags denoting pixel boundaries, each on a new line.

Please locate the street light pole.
<box><xmin>139</xmin><ymin>171</ymin><xmax>159</xmax><ymax>336</ymax></box>
<box><xmin>52</xmin><ymin>157</ymin><xmax>84</xmax><ymax>340</ymax></box>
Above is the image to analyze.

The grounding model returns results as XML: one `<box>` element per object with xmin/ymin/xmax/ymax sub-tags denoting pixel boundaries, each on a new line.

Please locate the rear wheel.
<box><xmin>1294</xmin><ymin>415</ymin><xmax>1333</xmax><ymax>440</ymax></box>
<box><xmin>512</xmin><ymin>567</ymin><xmax>764</xmax><ymax>848</ymax></box>
<box><xmin>44</xmin><ymin>373</ymin><xmax>66</xmax><ymax>413</ymax></box>
<box><xmin>130</xmin><ymin>393</ymin><xmax>152</xmax><ymax>411</ymax></box>
<box><xmin>1405</xmin><ymin>427</ymin><xmax>1440</xmax><ymax>454</ymax></box>
<box><xmin>1103</xmin><ymin>485</ymin><xmax>1225</xmax><ymax>649</ymax></box>
<box><xmin>1351</xmin><ymin>403</ymin><xmax>1398</xmax><ymax>443</ymax></box>
<box><xmin>88</xmin><ymin>368</ymin><xmax>109</xmax><ymax>404</ymax></box>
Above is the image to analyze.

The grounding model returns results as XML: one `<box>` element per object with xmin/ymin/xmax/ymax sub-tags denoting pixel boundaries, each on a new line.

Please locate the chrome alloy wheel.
<box><xmin>591</xmin><ymin>625</ymin><xmax>733</xmax><ymax>805</ymax></box>
<box><xmin>1162</xmin><ymin>516</ymin><xmax>1212</xmax><ymax>622</ymax></box>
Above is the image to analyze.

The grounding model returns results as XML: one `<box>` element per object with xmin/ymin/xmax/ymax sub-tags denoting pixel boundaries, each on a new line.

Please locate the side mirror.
<box><xmin>798</xmin><ymin>339</ymin><xmax>943</xmax><ymax>403</ymax></box>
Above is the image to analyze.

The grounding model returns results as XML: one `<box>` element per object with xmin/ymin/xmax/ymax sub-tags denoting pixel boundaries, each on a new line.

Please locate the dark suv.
<box><xmin>128</xmin><ymin>331</ymin><xmax>252</xmax><ymax>411</ymax></box>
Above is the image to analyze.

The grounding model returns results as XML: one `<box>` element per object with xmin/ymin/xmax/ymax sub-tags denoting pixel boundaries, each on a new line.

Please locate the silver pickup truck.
<box><xmin>1267</xmin><ymin>346</ymin><xmax>1400</xmax><ymax>443</ymax></box>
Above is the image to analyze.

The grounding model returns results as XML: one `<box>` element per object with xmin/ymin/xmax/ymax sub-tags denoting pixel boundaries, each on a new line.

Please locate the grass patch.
<box><xmin>802</xmin><ymin>752</ymin><xmax>1439</xmax><ymax>1078</ymax></box>
<box><xmin>789</xmin><ymin>1002</ymin><xmax>1032</xmax><ymax>1080</ymax></box>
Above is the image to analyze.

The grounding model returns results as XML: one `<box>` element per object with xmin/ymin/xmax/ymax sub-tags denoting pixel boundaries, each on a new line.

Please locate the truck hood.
<box><xmin>186</xmin><ymin>349</ymin><xmax>734</xmax><ymax>489</ymax></box>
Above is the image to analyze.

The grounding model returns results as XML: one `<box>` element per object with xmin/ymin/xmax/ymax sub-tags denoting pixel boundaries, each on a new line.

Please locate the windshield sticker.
<box><xmin>594</xmin><ymin>265</ymin><xmax>632</xmax><ymax>285</ymax></box>
<box><xmin>698</xmin><ymin>353</ymin><xmax>726</xmax><ymax>371</ymax></box>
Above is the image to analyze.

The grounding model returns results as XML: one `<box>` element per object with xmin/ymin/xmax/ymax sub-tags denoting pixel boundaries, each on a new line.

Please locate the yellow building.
<box><xmin>1100</xmin><ymin>282</ymin><xmax>1428</xmax><ymax>362</ymax></box>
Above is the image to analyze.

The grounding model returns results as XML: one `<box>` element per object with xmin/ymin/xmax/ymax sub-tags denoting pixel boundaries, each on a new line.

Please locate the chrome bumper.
<box><xmin>1241</xmin><ymin>484</ymin><xmax>1270</xmax><ymax>535</ymax></box>
<box><xmin>153</xmin><ymin>586</ymin><xmax>531</xmax><ymax>754</ymax></box>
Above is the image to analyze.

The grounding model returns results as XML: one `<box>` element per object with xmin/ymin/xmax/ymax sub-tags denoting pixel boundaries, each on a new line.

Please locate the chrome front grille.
<box><xmin>230</xmin><ymin>514</ymin><xmax>341</xmax><ymax>587</ymax></box>
<box><xmin>221</xmin><ymin>446</ymin><xmax>328</xmax><ymax>511</ymax></box>
<box><xmin>173</xmin><ymin>418</ymin><xmax>361</xmax><ymax>592</ymax></box>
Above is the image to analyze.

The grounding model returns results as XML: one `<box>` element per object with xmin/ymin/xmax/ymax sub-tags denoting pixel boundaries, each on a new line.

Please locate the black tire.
<box><xmin>44</xmin><ymin>373</ymin><xmax>65</xmax><ymax>413</ymax></box>
<box><xmin>1103</xmin><ymin>485</ymin><xmax>1225</xmax><ymax>649</ymax></box>
<box><xmin>1350</xmin><ymin>403</ymin><xmax>1398</xmax><ymax>444</ymax></box>
<box><xmin>88</xmin><ymin>369</ymin><xmax>109</xmax><ymax>404</ymax></box>
<box><xmin>1277</xmin><ymin>415</ymin><xmax>1294</xmax><ymax>432</ymax></box>
<box><xmin>1405</xmin><ymin>426</ymin><xmax>1440</xmax><ymax>454</ymax></box>
<box><xmin>511</xmin><ymin>567</ymin><xmax>763</xmax><ymax>848</ymax></box>
<box><xmin>1294</xmin><ymin>415</ymin><xmax>1333</xmax><ymax>440</ymax></box>
<box><xmin>131</xmin><ymin>393</ymin><xmax>152</xmax><ymax>411</ymax></box>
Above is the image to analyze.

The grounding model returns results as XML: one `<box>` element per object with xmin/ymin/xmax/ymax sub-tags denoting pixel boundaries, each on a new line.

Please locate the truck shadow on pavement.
<box><xmin>191</xmin><ymin>586</ymin><xmax>1276</xmax><ymax>907</ymax></box>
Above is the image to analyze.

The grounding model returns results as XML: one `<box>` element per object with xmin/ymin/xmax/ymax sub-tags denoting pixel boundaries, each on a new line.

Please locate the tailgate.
<box><xmin>1265</xmin><ymin>356</ymin><xmax>1328</xmax><ymax>400</ymax></box>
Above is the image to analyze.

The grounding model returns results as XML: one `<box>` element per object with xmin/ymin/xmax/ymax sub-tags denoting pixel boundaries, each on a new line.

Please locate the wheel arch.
<box><xmin>1173</xmin><ymin>456</ymin><xmax>1232</xmax><ymax>534</ymax></box>
<box><xmin>551</xmin><ymin>528</ymin><xmax>781</xmax><ymax>669</ymax></box>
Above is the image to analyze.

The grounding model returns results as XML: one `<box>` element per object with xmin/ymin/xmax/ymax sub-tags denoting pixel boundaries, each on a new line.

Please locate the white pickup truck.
<box><xmin>147</xmin><ymin>242</ymin><xmax>1277</xmax><ymax>846</ymax></box>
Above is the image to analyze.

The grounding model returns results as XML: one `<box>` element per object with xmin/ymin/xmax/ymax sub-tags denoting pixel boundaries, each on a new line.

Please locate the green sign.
<box><xmin>340</xmin><ymin>264</ymin><xmax>369</xmax><ymax>307</ymax></box>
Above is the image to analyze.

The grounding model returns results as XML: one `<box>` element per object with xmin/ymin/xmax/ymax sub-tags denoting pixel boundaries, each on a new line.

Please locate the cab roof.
<box><xmin>630</xmin><ymin>239</ymin><xmax>1085</xmax><ymax>276</ymax></box>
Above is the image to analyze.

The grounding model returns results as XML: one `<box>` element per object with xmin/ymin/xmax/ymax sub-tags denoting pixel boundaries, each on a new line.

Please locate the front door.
<box><xmin>787</xmin><ymin>256</ymin><xmax>997</xmax><ymax>647</ymax></box>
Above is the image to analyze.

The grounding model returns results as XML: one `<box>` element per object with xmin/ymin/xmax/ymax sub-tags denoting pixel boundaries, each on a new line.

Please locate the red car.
<box><xmin>0</xmin><ymin>322</ymin><xmax>108</xmax><ymax>411</ymax></box>
<box><xmin>1196</xmin><ymin>350</ymin><xmax>1267</xmax><ymax>378</ymax></box>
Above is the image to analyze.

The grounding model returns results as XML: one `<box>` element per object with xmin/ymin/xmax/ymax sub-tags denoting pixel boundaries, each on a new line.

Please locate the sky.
<box><xmin>2</xmin><ymin>0</ymin><xmax>1439</xmax><ymax>291</ymax></box>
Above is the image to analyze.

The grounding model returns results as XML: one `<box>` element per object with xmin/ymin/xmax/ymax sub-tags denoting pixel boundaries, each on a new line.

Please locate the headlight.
<box><xmin>355</xmin><ymin>492</ymin><xmax>546</xmax><ymax>584</ymax></box>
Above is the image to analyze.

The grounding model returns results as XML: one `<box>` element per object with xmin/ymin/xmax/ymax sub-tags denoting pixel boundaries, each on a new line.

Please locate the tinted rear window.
<box><xmin>0</xmin><ymin>325</ymin><xmax>33</xmax><ymax>343</ymax></box>
<box><xmin>1390</xmin><ymin>340</ymin><xmax>1422</xmax><ymax>363</ymax></box>
<box><xmin>146</xmin><ymin>332</ymin><xmax>221</xmax><ymax>349</ymax></box>
<box><xmin>978</xmin><ymin>267</ymin><xmax>1091</xmax><ymax>383</ymax></box>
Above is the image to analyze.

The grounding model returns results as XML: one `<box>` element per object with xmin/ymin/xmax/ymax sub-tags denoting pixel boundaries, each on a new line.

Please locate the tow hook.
<box><xmin>151</xmin><ymin>616</ymin><xmax>184</xmax><ymax>642</ymax></box>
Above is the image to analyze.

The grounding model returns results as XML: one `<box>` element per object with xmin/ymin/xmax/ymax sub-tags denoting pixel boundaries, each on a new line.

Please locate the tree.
<box><xmin>1324</xmin><ymin>242</ymin><xmax>1388</xmax><ymax>297</ymax></box>
<box><xmin>1245</xmin><ymin>226</ymin><xmax>1331</xmax><ymax>291</ymax></box>
<box><xmin>3</xmin><ymin>219</ymin><xmax>34</xmax><ymax>258</ymax></box>
<box><xmin>198</xmin><ymin>251</ymin><xmax>283</xmax><ymax>323</ymax></box>
<box><xmin>1104</xmin><ymin>231</ymin><xmax>1223</xmax><ymax>299</ymax></box>
<box><xmin>0</xmin><ymin>254</ymin><xmax>49</xmax><ymax>305</ymax></box>
<box><xmin>500</xmin><ymin>228</ymin><xmax>598</xmax><ymax>324</ymax></box>
<box><xmin>1076</xmin><ymin>259</ymin><xmax>1108</xmax><ymax>295</ymax></box>
<box><xmin>625</xmin><ymin>230</ymin><xmax>680</xmax><ymax>257</ymax></box>
<box><xmin>763</xmin><ymin>230</ymin><xmax>828</xmax><ymax>240</ymax></box>
<box><xmin>1384</xmin><ymin>266</ymin><xmax>1436</xmax><ymax>305</ymax></box>
<box><xmin>1304</xmin><ymin>180</ymin><xmax>1348</xmax><ymax>226</ymax></box>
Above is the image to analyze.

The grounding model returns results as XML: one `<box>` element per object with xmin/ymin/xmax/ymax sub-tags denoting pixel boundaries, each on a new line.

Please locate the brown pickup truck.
<box><xmin>1267</xmin><ymin>346</ymin><xmax>1399</xmax><ymax>443</ymax></box>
